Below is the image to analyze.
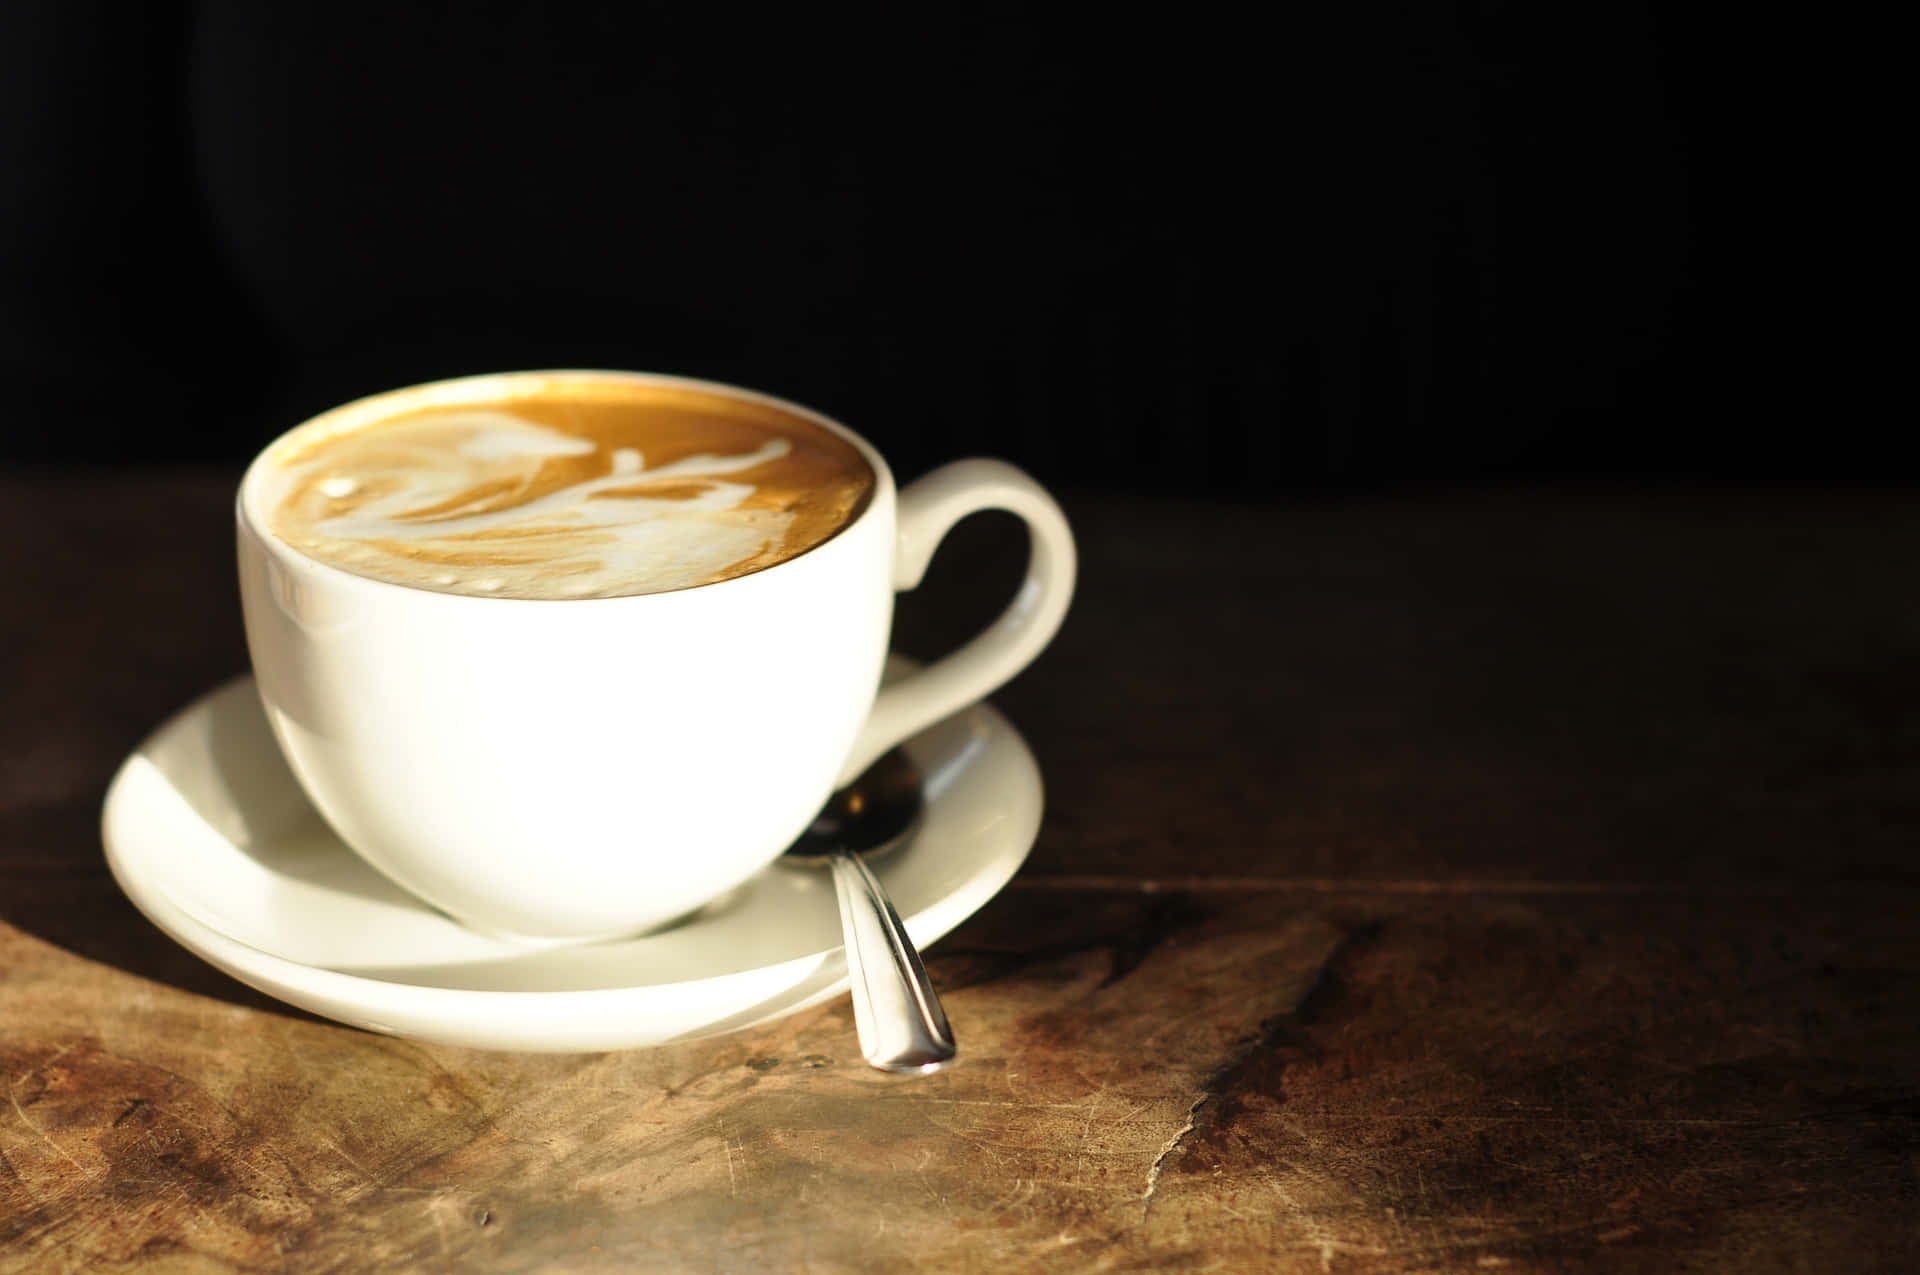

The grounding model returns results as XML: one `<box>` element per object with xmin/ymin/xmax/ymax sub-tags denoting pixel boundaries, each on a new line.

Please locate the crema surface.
<box><xmin>260</xmin><ymin>379</ymin><xmax>874</xmax><ymax>599</ymax></box>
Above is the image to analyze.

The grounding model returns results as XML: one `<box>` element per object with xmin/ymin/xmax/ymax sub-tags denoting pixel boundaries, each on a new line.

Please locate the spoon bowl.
<box><xmin>786</xmin><ymin>746</ymin><xmax>925</xmax><ymax>862</ymax></box>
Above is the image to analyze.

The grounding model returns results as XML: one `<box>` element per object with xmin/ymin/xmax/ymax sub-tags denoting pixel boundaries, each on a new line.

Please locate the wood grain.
<box><xmin>2</xmin><ymin>474</ymin><xmax>1915</xmax><ymax>1272</ymax></box>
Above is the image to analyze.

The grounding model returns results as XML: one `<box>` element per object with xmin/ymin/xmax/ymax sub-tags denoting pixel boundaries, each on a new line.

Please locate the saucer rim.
<box><xmin>101</xmin><ymin>673</ymin><xmax>1041</xmax><ymax>1051</ymax></box>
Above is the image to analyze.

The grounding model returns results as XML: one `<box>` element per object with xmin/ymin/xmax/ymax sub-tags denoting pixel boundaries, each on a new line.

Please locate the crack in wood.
<box><xmin>1140</xmin><ymin>918</ymin><xmax>1388</xmax><ymax>1212</ymax></box>
<box><xmin>1140</xmin><ymin>1093</ymin><xmax>1207</xmax><ymax>1220</ymax></box>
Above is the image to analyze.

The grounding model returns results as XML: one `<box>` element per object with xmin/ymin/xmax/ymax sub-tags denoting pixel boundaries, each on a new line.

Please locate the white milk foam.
<box><xmin>269</xmin><ymin>410</ymin><xmax>804</xmax><ymax>598</ymax></box>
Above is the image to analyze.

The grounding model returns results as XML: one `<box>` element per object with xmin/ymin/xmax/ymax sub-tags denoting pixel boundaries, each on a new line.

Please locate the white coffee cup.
<box><xmin>236</xmin><ymin>370</ymin><xmax>1075</xmax><ymax>941</ymax></box>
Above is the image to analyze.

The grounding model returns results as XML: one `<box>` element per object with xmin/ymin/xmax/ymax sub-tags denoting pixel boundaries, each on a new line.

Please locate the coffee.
<box><xmin>258</xmin><ymin>374</ymin><xmax>875</xmax><ymax>599</ymax></box>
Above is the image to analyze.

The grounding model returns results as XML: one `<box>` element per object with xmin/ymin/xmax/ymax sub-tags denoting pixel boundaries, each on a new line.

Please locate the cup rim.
<box><xmin>235</xmin><ymin>368</ymin><xmax>897</xmax><ymax>606</ymax></box>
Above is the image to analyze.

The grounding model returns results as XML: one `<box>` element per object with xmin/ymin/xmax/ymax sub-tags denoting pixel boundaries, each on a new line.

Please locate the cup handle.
<box><xmin>837</xmin><ymin>459</ymin><xmax>1077</xmax><ymax>785</ymax></box>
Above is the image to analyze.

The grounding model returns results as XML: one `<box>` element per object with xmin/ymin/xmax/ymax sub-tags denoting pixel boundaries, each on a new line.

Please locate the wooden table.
<box><xmin>2</xmin><ymin>474</ymin><xmax>1915</xmax><ymax>1272</ymax></box>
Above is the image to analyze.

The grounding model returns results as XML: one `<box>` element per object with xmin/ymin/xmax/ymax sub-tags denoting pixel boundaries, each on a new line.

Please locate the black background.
<box><xmin>0</xmin><ymin>3</ymin><xmax>1891</xmax><ymax>494</ymax></box>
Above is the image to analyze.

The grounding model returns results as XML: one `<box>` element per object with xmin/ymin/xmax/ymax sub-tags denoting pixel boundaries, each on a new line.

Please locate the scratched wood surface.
<box><xmin>2</xmin><ymin>474</ymin><xmax>1915</xmax><ymax>1273</ymax></box>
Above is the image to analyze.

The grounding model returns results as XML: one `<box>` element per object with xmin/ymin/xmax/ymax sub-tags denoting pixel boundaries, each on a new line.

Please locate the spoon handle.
<box><xmin>828</xmin><ymin>849</ymin><xmax>956</xmax><ymax>1073</ymax></box>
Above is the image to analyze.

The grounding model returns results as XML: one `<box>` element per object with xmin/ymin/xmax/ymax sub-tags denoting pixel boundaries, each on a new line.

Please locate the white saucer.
<box><xmin>101</xmin><ymin>673</ymin><xmax>1041</xmax><ymax>1053</ymax></box>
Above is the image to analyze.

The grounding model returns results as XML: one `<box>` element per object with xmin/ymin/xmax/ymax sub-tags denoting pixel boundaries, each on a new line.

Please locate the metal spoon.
<box><xmin>784</xmin><ymin>748</ymin><xmax>955</xmax><ymax>1074</ymax></box>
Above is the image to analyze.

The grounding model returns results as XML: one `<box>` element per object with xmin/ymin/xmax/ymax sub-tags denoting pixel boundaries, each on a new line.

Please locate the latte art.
<box><xmin>259</xmin><ymin>378</ymin><xmax>875</xmax><ymax>599</ymax></box>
